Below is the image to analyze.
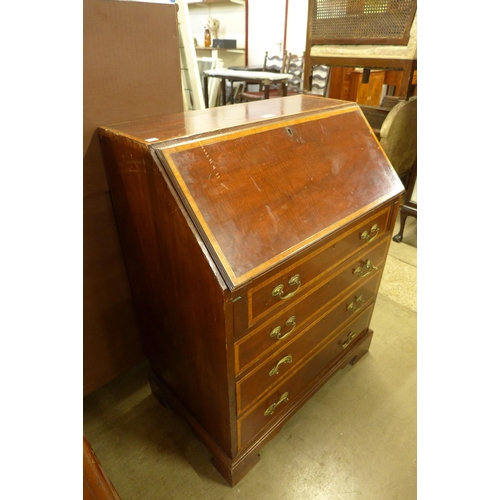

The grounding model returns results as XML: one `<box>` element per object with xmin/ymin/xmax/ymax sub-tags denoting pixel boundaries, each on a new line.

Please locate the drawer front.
<box><xmin>236</xmin><ymin>303</ymin><xmax>375</xmax><ymax>415</ymax></box>
<box><xmin>246</xmin><ymin>206</ymin><xmax>391</xmax><ymax>326</ymax></box>
<box><xmin>384</xmin><ymin>70</ymin><xmax>403</xmax><ymax>87</ymax></box>
<box><xmin>234</xmin><ymin>236</ymin><xmax>390</xmax><ymax>373</ymax></box>
<box><xmin>341</xmin><ymin>84</ymin><xmax>351</xmax><ymax>100</ymax></box>
<box><xmin>237</xmin><ymin>325</ymin><xmax>374</xmax><ymax>450</ymax></box>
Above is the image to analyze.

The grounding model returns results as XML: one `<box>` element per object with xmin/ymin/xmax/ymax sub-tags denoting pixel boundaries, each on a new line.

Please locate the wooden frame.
<box><xmin>304</xmin><ymin>55</ymin><xmax>416</xmax><ymax>101</ymax></box>
<box><xmin>303</xmin><ymin>0</ymin><xmax>417</xmax><ymax>100</ymax></box>
<box><xmin>308</xmin><ymin>0</ymin><xmax>417</xmax><ymax>46</ymax></box>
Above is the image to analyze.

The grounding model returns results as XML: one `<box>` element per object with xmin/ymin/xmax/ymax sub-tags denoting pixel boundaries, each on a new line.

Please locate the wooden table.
<box><xmin>203</xmin><ymin>69</ymin><xmax>292</xmax><ymax>106</ymax></box>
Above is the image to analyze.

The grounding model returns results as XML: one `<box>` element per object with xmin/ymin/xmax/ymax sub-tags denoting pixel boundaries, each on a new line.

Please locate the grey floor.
<box><xmin>83</xmin><ymin>216</ymin><xmax>417</xmax><ymax>500</ymax></box>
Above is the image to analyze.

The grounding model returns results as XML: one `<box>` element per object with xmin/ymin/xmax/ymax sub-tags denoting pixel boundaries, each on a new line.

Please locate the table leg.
<box><xmin>221</xmin><ymin>78</ymin><xmax>227</xmax><ymax>105</ymax></box>
<box><xmin>203</xmin><ymin>75</ymin><xmax>209</xmax><ymax>108</ymax></box>
<box><xmin>229</xmin><ymin>81</ymin><xmax>235</xmax><ymax>104</ymax></box>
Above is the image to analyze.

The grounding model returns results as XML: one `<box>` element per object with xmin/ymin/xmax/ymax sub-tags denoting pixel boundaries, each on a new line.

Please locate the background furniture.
<box><xmin>83</xmin><ymin>0</ymin><xmax>183</xmax><ymax>396</ymax></box>
<box><xmin>239</xmin><ymin>51</ymin><xmax>304</xmax><ymax>101</ymax></box>
<box><xmin>384</xmin><ymin>68</ymin><xmax>418</xmax><ymax>96</ymax></box>
<box><xmin>379</xmin><ymin>97</ymin><xmax>417</xmax><ymax>187</ymax></box>
<box><xmin>197</xmin><ymin>55</ymin><xmax>224</xmax><ymax>108</ymax></box>
<box><xmin>307</xmin><ymin>64</ymin><xmax>332</xmax><ymax>96</ymax></box>
<box><xmin>359</xmin><ymin>97</ymin><xmax>418</xmax><ymax>243</ymax></box>
<box><xmin>393</xmin><ymin>162</ymin><xmax>417</xmax><ymax>243</ymax></box>
<box><xmin>348</xmin><ymin>69</ymin><xmax>386</xmax><ymax>105</ymax></box>
<box><xmin>98</xmin><ymin>95</ymin><xmax>404</xmax><ymax>486</ymax></box>
<box><xmin>189</xmin><ymin>0</ymin><xmax>247</xmax><ymax>69</ymax></box>
<box><xmin>328</xmin><ymin>66</ymin><xmax>416</xmax><ymax>104</ymax></box>
<box><xmin>359</xmin><ymin>97</ymin><xmax>417</xmax><ymax>184</ymax></box>
<box><xmin>286</xmin><ymin>52</ymin><xmax>306</xmax><ymax>94</ymax></box>
<box><xmin>262</xmin><ymin>51</ymin><xmax>287</xmax><ymax>73</ymax></box>
<box><xmin>203</xmin><ymin>68</ymin><xmax>291</xmax><ymax>105</ymax></box>
<box><xmin>239</xmin><ymin>51</ymin><xmax>288</xmax><ymax>101</ymax></box>
<box><xmin>303</xmin><ymin>0</ymin><xmax>417</xmax><ymax>99</ymax></box>
<box><xmin>358</xmin><ymin>95</ymin><xmax>403</xmax><ymax>138</ymax></box>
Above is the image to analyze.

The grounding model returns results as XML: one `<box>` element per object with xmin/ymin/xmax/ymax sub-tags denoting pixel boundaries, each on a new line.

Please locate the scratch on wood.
<box><xmin>200</xmin><ymin>144</ymin><xmax>216</xmax><ymax>170</ymax></box>
<box><xmin>266</xmin><ymin>205</ymin><xmax>278</xmax><ymax>234</ymax></box>
<box><xmin>250</xmin><ymin>175</ymin><xmax>262</xmax><ymax>192</ymax></box>
<box><xmin>295</xmin><ymin>129</ymin><xmax>306</xmax><ymax>144</ymax></box>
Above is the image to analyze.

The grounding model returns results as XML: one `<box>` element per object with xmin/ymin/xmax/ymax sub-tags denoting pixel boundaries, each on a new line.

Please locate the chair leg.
<box><xmin>392</xmin><ymin>213</ymin><xmax>409</xmax><ymax>243</ymax></box>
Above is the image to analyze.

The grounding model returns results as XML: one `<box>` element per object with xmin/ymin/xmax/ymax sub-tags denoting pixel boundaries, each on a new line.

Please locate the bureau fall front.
<box><xmin>98</xmin><ymin>95</ymin><xmax>404</xmax><ymax>486</ymax></box>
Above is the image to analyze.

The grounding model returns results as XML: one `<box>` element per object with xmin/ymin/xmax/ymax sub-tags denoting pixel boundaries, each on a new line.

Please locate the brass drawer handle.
<box><xmin>272</xmin><ymin>274</ymin><xmax>301</xmax><ymax>300</ymax></box>
<box><xmin>269</xmin><ymin>355</ymin><xmax>293</xmax><ymax>376</ymax></box>
<box><xmin>360</xmin><ymin>224</ymin><xmax>380</xmax><ymax>243</ymax></box>
<box><xmin>270</xmin><ymin>316</ymin><xmax>297</xmax><ymax>340</ymax></box>
<box><xmin>353</xmin><ymin>260</ymin><xmax>379</xmax><ymax>278</ymax></box>
<box><xmin>342</xmin><ymin>331</ymin><xmax>357</xmax><ymax>349</ymax></box>
<box><xmin>264</xmin><ymin>392</ymin><xmax>289</xmax><ymax>416</ymax></box>
<box><xmin>347</xmin><ymin>295</ymin><xmax>365</xmax><ymax>313</ymax></box>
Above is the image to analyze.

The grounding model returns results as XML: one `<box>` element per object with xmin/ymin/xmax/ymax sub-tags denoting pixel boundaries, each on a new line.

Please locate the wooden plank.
<box><xmin>83</xmin><ymin>0</ymin><xmax>183</xmax><ymax>395</ymax></box>
<box><xmin>83</xmin><ymin>436</ymin><xmax>121</xmax><ymax>500</ymax></box>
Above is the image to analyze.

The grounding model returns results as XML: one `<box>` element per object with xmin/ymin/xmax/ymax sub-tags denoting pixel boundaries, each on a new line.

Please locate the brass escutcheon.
<box><xmin>353</xmin><ymin>260</ymin><xmax>379</xmax><ymax>278</ymax></box>
<box><xmin>360</xmin><ymin>224</ymin><xmax>380</xmax><ymax>243</ymax></box>
<box><xmin>269</xmin><ymin>355</ymin><xmax>293</xmax><ymax>376</ymax></box>
<box><xmin>264</xmin><ymin>392</ymin><xmax>289</xmax><ymax>416</ymax></box>
<box><xmin>272</xmin><ymin>274</ymin><xmax>301</xmax><ymax>300</ymax></box>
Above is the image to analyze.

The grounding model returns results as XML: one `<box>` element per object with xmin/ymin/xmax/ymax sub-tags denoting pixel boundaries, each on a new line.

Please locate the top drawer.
<box><xmin>237</xmin><ymin>205</ymin><xmax>392</xmax><ymax>331</ymax></box>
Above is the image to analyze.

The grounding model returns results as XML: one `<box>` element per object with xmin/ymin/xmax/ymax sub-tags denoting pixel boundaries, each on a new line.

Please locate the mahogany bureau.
<box><xmin>98</xmin><ymin>95</ymin><xmax>404</xmax><ymax>486</ymax></box>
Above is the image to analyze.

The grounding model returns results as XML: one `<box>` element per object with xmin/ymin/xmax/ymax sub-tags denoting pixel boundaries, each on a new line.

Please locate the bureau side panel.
<box><xmin>99</xmin><ymin>132</ymin><xmax>234</xmax><ymax>455</ymax></box>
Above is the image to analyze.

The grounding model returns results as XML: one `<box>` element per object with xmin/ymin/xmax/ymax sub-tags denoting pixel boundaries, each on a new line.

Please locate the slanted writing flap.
<box><xmin>157</xmin><ymin>107</ymin><xmax>402</xmax><ymax>290</ymax></box>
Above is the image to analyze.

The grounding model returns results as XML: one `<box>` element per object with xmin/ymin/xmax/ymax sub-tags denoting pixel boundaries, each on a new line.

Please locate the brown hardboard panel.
<box><xmin>83</xmin><ymin>0</ymin><xmax>183</xmax><ymax>395</ymax></box>
<box><xmin>83</xmin><ymin>0</ymin><xmax>183</xmax><ymax>196</ymax></box>
<box><xmin>83</xmin><ymin>193</ymin><xmax>145</xmax><ymax>396</ymax></box>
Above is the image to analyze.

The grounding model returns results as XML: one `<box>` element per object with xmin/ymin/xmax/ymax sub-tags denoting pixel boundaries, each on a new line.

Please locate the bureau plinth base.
<box><xmin>149</xmin><ymin>329</ymin><xmax>373</xmax><ymax>486</ymax></box>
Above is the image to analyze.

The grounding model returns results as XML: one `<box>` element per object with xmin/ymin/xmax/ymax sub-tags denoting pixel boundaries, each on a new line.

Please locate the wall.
<box><xmin>188</xmin><ymin>2</ymin><xmax>246</xmax><ymax>49</ymax></box>
<box><xmin>188</xmin><ymin>1</ymin><xmax>246</xmax><ymax>69</ymax></box>
<box><xmin>286</xmin><ymin>0</ymin><xmax>308</xmax><ymax>57</ymax></box>
<box><xmin>247</xmin><ymin>0</ymin><xmax>286</xmax><ymax>65</ymax></box>
<box><xmin>247</xmin><ymin>0</ymin><xmax>308</xmax><ymax>65</ymax></box>
<box><xmin>185</xmin><ymin>0</ymin><xmax>308</xmax><ymax>67</ymax></box>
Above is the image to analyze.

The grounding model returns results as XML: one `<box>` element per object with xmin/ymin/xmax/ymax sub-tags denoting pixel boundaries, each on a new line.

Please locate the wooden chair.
<box><xmin>284</xmin><ymin>52</ymin><xmax>305</xmax><ymax>95</ymax></box>
<box><xmin>360</xmin><ymin>97</ymin><xmax>417</xmax><ymax>243</ymax></box>
<box><xmin>306</xmin><ymin>65</ymin><xmax>332</xmax><ymax>97</ymax></box>
<box><xmin>379</xmin><ymin>96</ymin><xmax>417</xmax><ymax>187</ymax></box>
<box><xmin>393</xmin><ymin>161</ymin><xmax>417</xmax><ymax>243</ymax></box>
<box><xmin>380</xmin><ymin>95</ymin><xmax>403</xmax><ymax>109</ymax></box>
<box><xmin>263</xmin><ymin>51</ymin><xmax>287</xmax><ymax>73</ymax></box>
<box><xmin>239</xmin><ymin>51</ymin><xmax>287</xmax><ymax>102</ymax></box>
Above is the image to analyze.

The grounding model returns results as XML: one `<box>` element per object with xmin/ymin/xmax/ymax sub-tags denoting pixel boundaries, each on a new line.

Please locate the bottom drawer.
<box><xmin>237</xmin><ymin>313</ymin><xmax>374</xmax><ymax>450</ymax></box>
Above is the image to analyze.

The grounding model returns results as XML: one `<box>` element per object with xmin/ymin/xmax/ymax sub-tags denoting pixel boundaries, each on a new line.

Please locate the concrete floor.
<box><xmin>83</xmin><ymin>216</ymin><xmax>417</xmax><ymax>500</ymax></box>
